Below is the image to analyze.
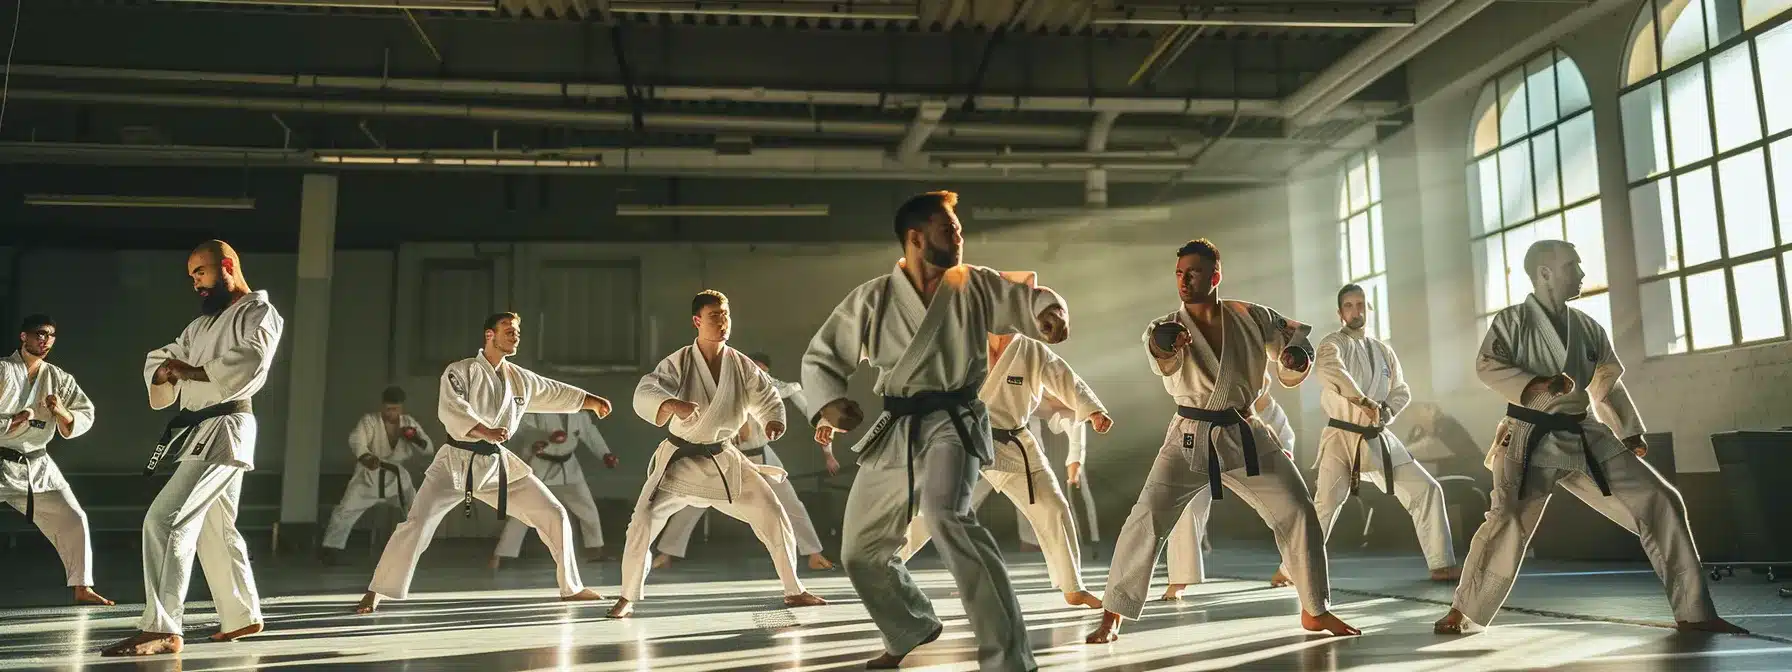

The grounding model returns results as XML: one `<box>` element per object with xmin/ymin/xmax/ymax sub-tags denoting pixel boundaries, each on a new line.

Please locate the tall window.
<box><xmin>1467</xmin><ymin>49</ymin><xmax>1610</xmax><ymax>338</ymax></box>
<box><xmin>1622</xmin><ymin>0</ymin><xmax>1792</xmax><ymax>355</ymax></box>
<box><xmin>1338</xmin><ymin>150</ymin><xmax>1391</xmax><ymax>340</ymax></box>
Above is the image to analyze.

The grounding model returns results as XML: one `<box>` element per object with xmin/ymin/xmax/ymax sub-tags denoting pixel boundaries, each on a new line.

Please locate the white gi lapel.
<box><xmin>1523</xmin><ymin>294</ymin><xmax>1569</xmax><ymax>377</ymax></box>
<box><xmin>884</xmin><ymin>273</ymin><xmax>958</xmax><ymax>389</ymax></box>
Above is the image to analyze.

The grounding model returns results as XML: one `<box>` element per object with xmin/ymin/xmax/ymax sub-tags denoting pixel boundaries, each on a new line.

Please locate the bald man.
<box><xmin>1434</xmin><ymin>239</ymin><xmax>1745</xmax><ymax>635</ymax></box>
<box><xmin>104</xmin><ymin>241</ymin><xmax>283</xmax><ymax>656</ymax></box>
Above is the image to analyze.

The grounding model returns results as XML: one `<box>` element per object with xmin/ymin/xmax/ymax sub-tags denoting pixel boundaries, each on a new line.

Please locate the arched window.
<box><xmin>1337</xmin><ymin>150</ymin><xmax>1391</xmax><ymax>340</ymax></box>
<box><xmin>1467</xmin><ymin>49</ymin><xmax>1608</xmax><ymax>337</ymax></box>
<box><xmin>1621</xmin><ymin>0</ymin><xmax>1792</xmax><ymax>355</ymax></box>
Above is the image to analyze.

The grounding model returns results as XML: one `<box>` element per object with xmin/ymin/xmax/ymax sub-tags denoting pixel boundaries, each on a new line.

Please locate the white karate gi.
<box><xmin>320</xmin><ymin>412</ymin><xmax>431</xmax><ymax>550</ymax></box>
<box><xmin>1452</xmin><ymin>294</ymin><xmax>1717</xmax><ymax>626</ymax></box>
<box><xmin>621</xmin><ymin>343</ymin><xmax>806</xmax><ymax>602</ymax></box>
<box><xmin>1162</xmin><ymin>391</ymin><xmax>1296</xmax><ymax>585</ymax></box>
<box><xmin>1307</xmin><ymin>328</ymin><xmax>1454</xmax><ymax>571</ymax></box>
<box><xmin>368</xmin><ymin>354</ymin><xmax>594</xmax><ymax>600</ymax></box>
<box><xmin>1018</xmin><ymin>397</ymin><xmax>1100</xmax><ymax>547</ymax></box>
<box><xmin>1100</xmin><ymin>300</ymin><xmax>1332</xmax><ymax>622</ymax></box>
<box><xmin>803</xmin><ymin>262</ymin><xmax>1063</xmax><ymax>670</ymax></box>
<box><xmin>496</xmin><ymin>413</ymin><xmax>610</xmax><ymax>557</ymax></box>
<box><xmin>1</xmin><ymin>352</ymin><xmax>97</xmax><ymax>587</ymax></box>
<box><xmin>139</xmin><ymin>291</ymin><xmax>282</xmax><ymax>635</ymax></box>
<box><xmin>898</xmin><ymin>335</ymin><xmax>1105</xmax><ymax>594</ymax></box>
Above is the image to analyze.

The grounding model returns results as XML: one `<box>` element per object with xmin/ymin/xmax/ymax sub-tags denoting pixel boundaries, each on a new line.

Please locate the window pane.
<box><xmin>1761</xmin><ymin>21</ymin><xmax>1792</xmax><ymax>135</ymax></box>
<box><xmin>1557</xmin><ymin>51</ymin><xmax>1592</xmax><ymax>116</ymax></box>
<box><xmin>1774</xmin><ymin>137</ymin><xmax>1792</xmax><ymax>244</ymax></box>
<box><xmin>1534</xmin><ymin>212</ymin><xmax>1567</xmax><ymax>241</ymax></box>
<box><xmin>1704</xmin><ymin>0</ymin><xmax>1741</xmax><ymax>48</ymax></box>
<box><xmin>1367</xmin><ymin>152</ymin><xmax>1382</xmax><ymax>204</ymax></box>
<box><xmin>1472</xmin><ymin>82</ymin><xmax>1501</xmax><ymax>157</ymax></box>
<box><xmin>1370</xmin><ymin>204</ymin><xmax>1387</xmax><ymax>275</ymax></box>
<box><xmin>1678</xmin><ymin>167</ymin><xmax>1723</xmax><ymax>266</ymax></box>
<box><xmin>1559</xmin><ymin>113</ymin><xmax>1600</xmax><ymax>204</ymax></box>
<box><xmin>1621</xmin><ymin>83</ymin><xmax>1670</xmax><ymax>181</ymax></box>
<box><xmin>1743</xmin><ymin>0</ymin><xmax>1792</xmax><ymax>28</ymax></box>
<box><xmin>1661</xmin><ymin>0</ymin><xmax>1710</xmax><ymax>71</ymax></box>
<box><xmin>1734</xmin><ymin>258</ymin><xmax>1786</xmax><ymax>341</ymax></box>
<box><xmin>1475</xmin><ymin>156</ymin><xmax>1503</xmax><ymax>233</ymax></box>
<box><xmin>1349</xmin><ymin>213</ymin><xmax>1372</xmax><ymax>280</ymax></box>
<box><xmin>1628</xmin><ymin>13</ymin><xmax>1661</xmax><ymax>85</ymax></box>
<box><xmin>1642</xmin><ymin>277</ymin><xmax>1689</xmax><ymax>355</ymax></box>
<box><xmin>1711</xmin><ymin>42</ymin><xmax>1764</xmax><ymax>153</ymax></box>
<box><xmin>1499</xmin><ymin>68</ymin><xmax>1530</xmax><ymax>145</ymax></box>
<box><xmin>1565</xmin><ymin>200</ymin><xmax>1610</xmax><ymax>291</ymax></box>
<box><xmin>1533</xmin><ymin>130</ymin><xmax>1562</xmax><ymax>214</ymax></box>
<box><xmin>1348</xmin><ymin>159</ymin><xmax>1369</xmax><ymax>214</ymax></box>
<box><xmin>1569</xmin><ymin>292</ymin><xmax>1613</xmax><ymax>337</ymax></box>
<box><xmin>1505</xmin><ymin>223</ymin><xmax>1540</xmax><ymax>304</ymax></box>
<box><xmin>1632</xmin><ymin>180</ymin><xmax>1681</xmax><ymax>275</ymax></box>
<box><xmin>1686</xmin><ymin>267</ymin><xmax>1734</xmax><ymax>349</ymax></box>
<box><xmin>1500</xmin><ymin>143</ymin><xmax>1536</xmax><ymax>225</ymax></box>
<box><xmin>1476</xmin><ymin>238</ymin><xmax>1506</xmax><ymax>312</ymax></box>
<box><xmin>1667</xmin><ymin>65</ymin><xmax>1715</xmax><ymax>167</ymax></box>
<box><xmin>1718</xmin><ymin>149</ymin><xmax>1775</xmax><ymax>255</ymax></box>
<box><xmin>1361</xmin><ymin>274</ymin><xmax>1391</xmax><ymax>341</ymax></box>
<box><xmin>1527</xmin><ymin>52</ymin><xmax>1560</xmax><ymax>131</ymax></box>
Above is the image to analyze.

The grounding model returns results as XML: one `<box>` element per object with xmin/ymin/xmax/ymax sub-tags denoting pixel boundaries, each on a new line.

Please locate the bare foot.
<box><xmin>1429</xmin><ymin>566</ymin><xmax>1463</xmax><ymax>582</ymax></box>
<box><xmin>607</xmin><ymin>597</ymin><xmax>634</xmax><ymax>619</ymax></box>
<box><xmin>652</xmin><ymin>553</ymin><xmax>675</xmax><ymax>569</ymax></box>
<box><xmin>866</xmin><ymin>624</ymin><xmax>943</xmax><ymax>669</ymax></box>
<box><xmin>488</xmin><ymin>554</ymin><xmax>502</xmax><ymax>570</ymax></box>
<box><xmin>1269</xmin><ymin>569</ymin><xmax>1294</xmax><ymax>588</ymax></box>
<box><xmin>73</xmin><ymin>586</ymin><xmax>115</xmax><ymax>606</ymax></box>
<box><xmin>1300</xmin><ymin>609</ymin><xmax>1362</xmax><ymax>636</ymax></box>
<box><xmin>562</xmin><ymin>588</ymin><xmax>605</xmax><ymax>602</ymax></box>
<box><xmin>100</xmin><ymin>632</ymin><xmax>182</xmax><ymax>657</ymax></box>
<box><xmin>807</xmin><ymin>553</ymin><xmax>836</xmax><ymax>570</ymax></box>
<box><xmin>211</xmin><ymin>622</ymin><xmax>263</xmax><ymax>642</ymax></box>
<box><xmin>784</xmin><ymin>592</ymin><xmax>828</xmax><ymax>607</ymax></box>
<box><xmin>1678</xmin><ymin>617</ymin><xmax>1750</xmax><ymax>634</ymax></box>
<box><xmin>355</xmin><ymin>591</ymin><xmax>381</xmax><ymax>614</ymax></box>
<box><xmin>1160</xmin><ymin>583</ymin><xmax>1190</xmax><ymax>601</ymax></box>
<box><xmin>1065</xmin><ymin>590</ymin><xmax>1103</xmax><ymax>609</ymax></box>
<box><xmin>1433</xmin><ymin>608</ymin><xmax>1470</xmax><ymax>635</ymax></box>
<box><xmin>1085</xmin><ymin>610</ymin><xmax>1124</xmax><ymax>644</ymax></box>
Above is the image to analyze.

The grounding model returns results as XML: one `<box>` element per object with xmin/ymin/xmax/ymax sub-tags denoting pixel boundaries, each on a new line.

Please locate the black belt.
<box><xmin>665</xmin><ymin>435</ymin><xmax>732</xmax><ymax>503</ymax></box>
<box><xmin>144</xmin><ymin>399</ymin><xmax>253</xmax><ymax>475</ymax></box>
<box><xmin>1327</xmin><ymin>418</ymin><xmax>1392</xmax><ymax>497</ymax></box>
<box><xmin>1</xmin><ymin>447</ymin><xmax>49</xmax><ymax>521</ymax></box>
<box><xmin>375</xmin><ymin>461</ymin><xmax>406</xmax><ymax>510</ymax></box>
<box><xmin>447</xmin><ymin>439</ymin><xmax>506</xmax><ymax>519</ymax></box>
<box><xmin>991</xmin><ymin>427</ymin><xmax>1036</xmax><ymax>504</ymax></box>
<box><xmin>879</xmin><ymin>383</ymin><xmax>982</xmax><ymax>523</ymax></box>
<box><xmin>1506</xmin><ymin>404</ymin><xmax>1611</xmax><ymax>500</ymax></box>
<box><xmin>1176</xmin><ymin>405</ymin><xmax>1257</xmax><ymax>501</ymax></box>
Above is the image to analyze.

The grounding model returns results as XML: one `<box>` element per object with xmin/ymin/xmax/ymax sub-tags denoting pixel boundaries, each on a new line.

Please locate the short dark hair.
<box><xmin>748</xmin><ymin>352</ymin><xmax>771</xmax><ymax>366</ymax></box>
<box><xmin>483</xmin><ymin>312</ymin><xmax>520</xmax><ymax>332</ymax></box>
<box><xmin>381</xmin><ymin>386</ymin><xmax>406</xmax><ymax>405</ymax></box>
<box><xmin>1337</xmin><ymin>283</ymin><xmax>1366</xmax><ymax>309</ymax></box>
<box><xmin>692</xmin><ymin>290</ymin><xmax>728</xmax><ymax>316</ymax></box>
<box><xmin>18</xmin><ymin>314</ymin><xmax>55</xmax><ymax>333</ymax></box>
<box><xmin>1176</xmin><ymin>238</ymin><xmax>1221</xmax><ymax>264</ymax></box>
<box><xmin>893</xmin><ymin>191</ymin><xmax>959</xmax><ymax>244</ymax></box>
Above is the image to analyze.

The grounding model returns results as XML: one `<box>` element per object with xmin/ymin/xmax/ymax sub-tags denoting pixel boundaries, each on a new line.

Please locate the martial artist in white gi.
<box><xmin>804</xmin><ymin>190</ymin><xmax>1068</xmax><ymax>670</ymax></box>
<box><xmin>1158</xmin><ymin>383</ymin><xmax>1296</xmax><ymax>600</ymax></box>
<box><xmin>104</xmin><ymin>241</ymin><xmax>281</xmax><ymax>656</ymax></box>
<box><xmin>320</xmin><ymin>386</ymin><xmax>431</xmax><ymax>558</ymax></box>
<box><xmin>652</xmin><ymin>353</ymin><xmax>838</xmax><ymax>571</ymax></box>
<box><xmin>897</xmin><ymin>332</ymin><xmax>1112</xmax><ymax>609</ymax></box>
<box><xmin>492</xmin><ymin>410</ymin><xmax>617</xmax><ymax>567</ymax></box>
<box><xmin>1016</xmin><ymin>395</ymin><xmax>1100</xmax><ymax>550</ymax></box>
<box><xmin>1434</xmin><ymin>240</ymin><xmax>1746</xmax><ymax>635</ymax></box>
<box><xmin>1299</xmin><ymin>283</ymin><xmax>1459</xmax><ymax>585</ymax></box>
<box><xmin>2</xmin><ymin>314</ymin><xmax>110</xmax><ymax>606</ymax></box>
<box><xmin>610</xmin><ymin>291</ymin><xmax>828</xmax><ymax>618</ymax></box>
<box><xmin>1087</xmin><ymin>239</ymin><xmax>1359</xmax><ymax>644</ymax></box>
<box><xmin>357</xmin><ymin>312</ymin><xmax>612</xmax><ymax>614</ymax></box>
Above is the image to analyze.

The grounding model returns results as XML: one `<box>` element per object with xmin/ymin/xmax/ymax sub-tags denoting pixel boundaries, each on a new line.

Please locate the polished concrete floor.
<box><xmin>2</xmin><ymin>538</ymin><xmax>1789</xmax><ymax>671</ymax></box>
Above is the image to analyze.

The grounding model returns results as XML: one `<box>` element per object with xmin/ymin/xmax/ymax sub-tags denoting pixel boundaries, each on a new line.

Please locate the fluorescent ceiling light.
<box><xmin>314</xmin><ymin>154</ymin><xmax>599</xmax><ymax>168</ymax></box>
<box><xmin>970</xmin><ymin>207</ymin><xmax>1171</xmax><ymax>222</ymax></box>
<box><xmin>609</xmin><ymin>1</ymin><xmax>918</xmax><ymax>20</ymax></box>
<box><xmin>1091</xmin><ymin>6</ymin><xmax>1416</xmax><ymax>28</ymax></box>
<box><xmin>24</xmin><ymin>194</ymin><xmax>256</xmax><ymax>210</ymax></box>
<box><xmin>157</xmin><ymin>0</ymin><xmax>496</xmax><ymax>11</ymax></box>
<box><xmin>616</xmin><ymin>204</ymin><xmax>830</xmax><ymax>217</ymax></box>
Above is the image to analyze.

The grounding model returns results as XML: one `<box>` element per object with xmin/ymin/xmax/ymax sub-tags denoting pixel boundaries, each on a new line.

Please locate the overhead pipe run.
<box><xmin>1084</xmin><ymin>111</ymin><xmax>1121</xmax><ymax>208</ymax></box>
<box><xmin>1281</xmin><ymin>0</ymin><xmax>1495</xmax><ymax>127</ymax></box>
<box><xmin>1091</xmin><ymin>4</ymin><xmax>1418</xmax><ymax>28</ymax></box>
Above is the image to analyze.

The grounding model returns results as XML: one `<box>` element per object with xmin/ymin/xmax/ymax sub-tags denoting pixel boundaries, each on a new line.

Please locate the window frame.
<box><xmin>1337</xmin><ymin>149</ymin><xmax>1391</xmax><ymax>342</ymax></box>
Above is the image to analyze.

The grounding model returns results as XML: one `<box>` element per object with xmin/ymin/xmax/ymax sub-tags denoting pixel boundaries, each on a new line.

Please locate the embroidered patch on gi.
<box><xmin>28</xmin><ymin>419</ymin><xmax>45</xmax><ymax>429</ymax></box>
<box><xmin>1490</xmin><ymin>339</ymin><xmax>1512</xmax><ymax>360</ymax></box>
<box><xmin>1006</xmin><ymin>375</ymin><xmax>1024</xmax><ymax>385</ymax></box>
<box><xmin>191</xmin><ymin>442</ymin><xmax>206</xmax><ymax>456</ymax></box>
<box><xmin>513</xmin><ymin>396</ymin><xmax>525</xmax><ymax>406</ymax></box>
<box><xmin>448</xmin><ymin>371</ymin><xmax>466</xmax><ymax>396</ymax></box>
<box><xmin>1182</xmin><ymin>433</ymin><xmax>1195</xmax><ymax>449</ymax></box>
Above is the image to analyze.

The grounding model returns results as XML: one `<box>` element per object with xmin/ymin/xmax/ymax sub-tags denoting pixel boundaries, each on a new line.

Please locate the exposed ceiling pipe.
<box><xmin>0</xmin><ymin>64</ymin><xmax>1399</xmax><ymax>121</ymax></box>
<box><xmin>897</xmin><ymin>101</ymin><xmax>947</xmax><ymax>162</ymax></box>
<box><xmin>1084</xmin><ymin>111</ymin><xmax>1120</xmax><ymax>208</ymax></box>
<box><xmin>1281</xmin><ymin>0</ymin><xmax>1495</xmax><ymax>127</ymax></box>
<box><xmin>605</xmin><ymin>1</ymin><xmax>922</xmax><ymax>21</ymax></box>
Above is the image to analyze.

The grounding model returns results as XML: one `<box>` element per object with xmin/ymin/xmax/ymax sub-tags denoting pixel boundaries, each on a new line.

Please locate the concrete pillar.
<box><xmin>276</xmin><ymin>173</ymin><xmax>337</xmax><ymax>553</ymax></box>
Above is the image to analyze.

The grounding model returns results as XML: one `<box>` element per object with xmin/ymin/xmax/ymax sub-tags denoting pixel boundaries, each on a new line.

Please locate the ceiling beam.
<box><xmin>897</xmin><ymin>100</ymin><xmax>949</xmax><ymax>162</ymax></box>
